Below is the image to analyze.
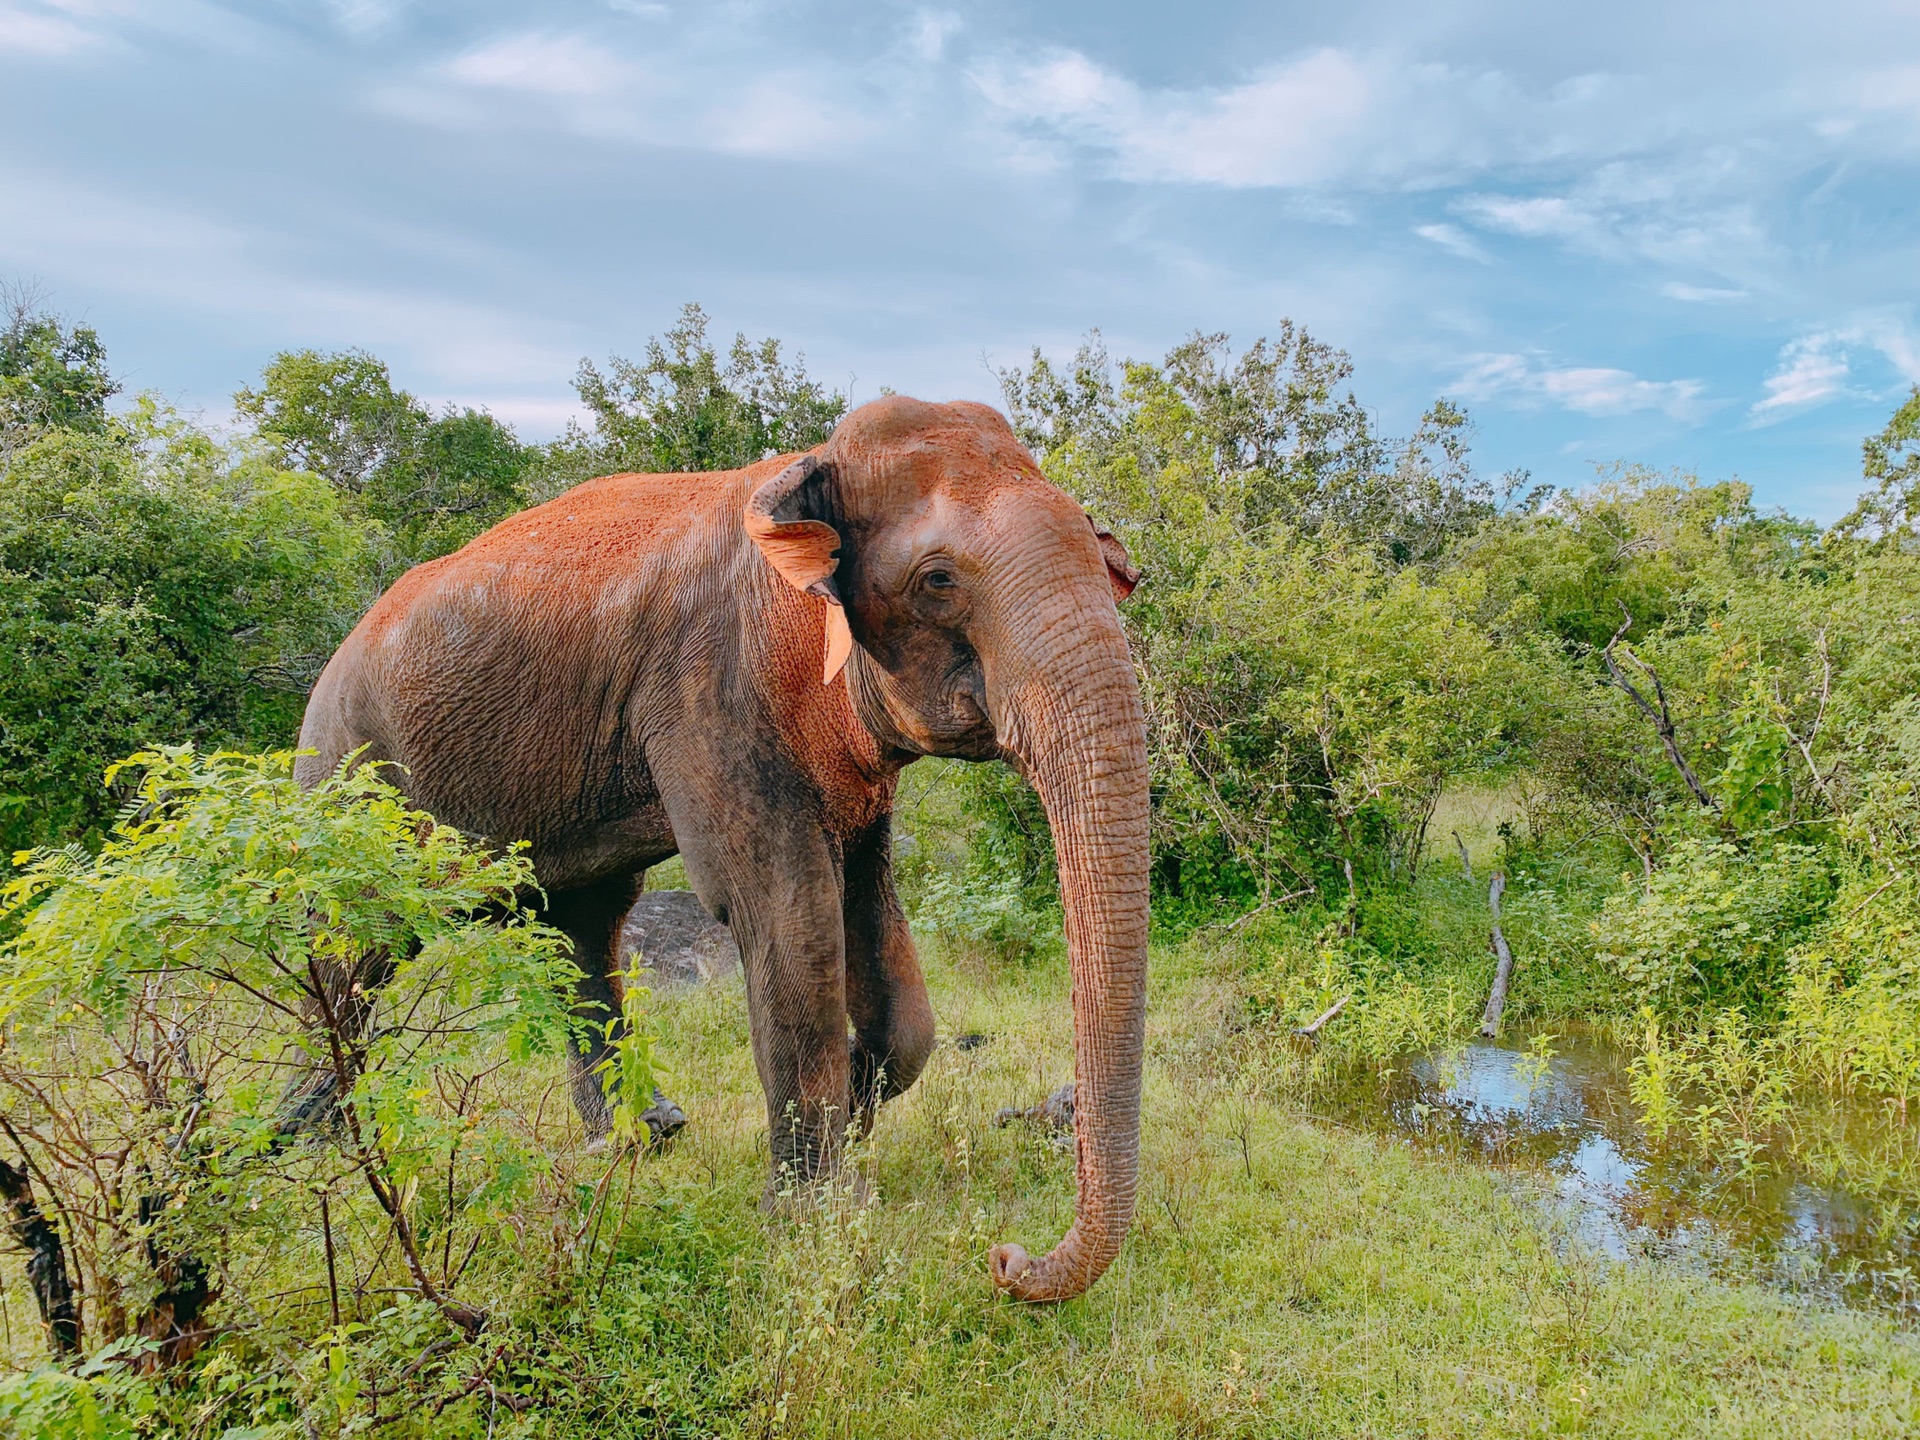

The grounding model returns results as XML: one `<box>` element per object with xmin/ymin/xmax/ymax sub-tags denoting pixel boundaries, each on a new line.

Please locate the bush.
<box><xmin>0</xmin><ymin>747</ymin><xmax>586</xmax><ymax>1361</ymax></box>
<box><xmin>1591</xmin><ymin>839</ymin><xmax>1834</xmax><ymax>1012</ymax></box>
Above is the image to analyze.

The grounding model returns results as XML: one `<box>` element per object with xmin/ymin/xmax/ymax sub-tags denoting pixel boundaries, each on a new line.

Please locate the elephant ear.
<box><xmin>745</xmin><ymin>455</ymin><xmax>855</xmax><ymax>685</ymax></box>
<box><xmin>1090</xmin><ymin>519</ymin><xmax>1141</xmax><ymax>602</ymax></box>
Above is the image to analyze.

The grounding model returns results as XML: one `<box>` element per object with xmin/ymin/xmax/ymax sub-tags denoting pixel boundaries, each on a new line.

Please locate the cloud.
<box><xmin>445</xmin><ymin>33</ymin><xmax>631</xmax><ymax>97</ymax></box>
<box><xmin>1455</xmin><ymin>194</ymin><xmax>1591</xmax><ymax>240</ymax></box>
<box><xmin>385</xmin><ymin>25</ymin><xmax>874</xmax><ymax>158</ymax></box>
<box><xmin>1751</xmin><ymin>334</ymin><xmax>1851</xmax><ymax>419</ymax></box>
<box><xmin>1750</xmin><ymin>315</ymin><xmax>1920</xmax><ymax>422</ymax></box>
<box><xmin>1453</xmin><ymin>352</ymin><xmax>1706</xmax><ymax>419</ymax></box>
<box><xmin>1414</xmin><ymin>222</ymin><xmax>1490</xmax><ymax>263</ymax></box>
<box><xmin>1662</xmin><ymin>281</ymin><xmax>1748</xmax><ymax>303</ymax></box>
<box><xmin>909</xmin><ymin>9</ymin><xmax>960</xmax><ymax>62</ymax></box>
<box><xmin>0</xmin><ymin>1</ymin><xmax>106</xmax><ymax>53</ymax></box>
<box><xmin>973</xmin><ymin>47</ymin><xmax>1376</xmax><ymax>187</ymax></box>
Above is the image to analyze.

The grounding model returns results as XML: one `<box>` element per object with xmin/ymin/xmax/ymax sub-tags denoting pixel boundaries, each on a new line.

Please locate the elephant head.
<box><xmin>745</xmin><ymin>397</ymin><xmax>1148</xmax><ymax>1302</ymax></box>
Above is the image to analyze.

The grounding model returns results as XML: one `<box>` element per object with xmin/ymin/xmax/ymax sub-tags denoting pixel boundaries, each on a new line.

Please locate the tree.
<box><xmin>0</xmin><ymin>289</ymin><xmax>117</xmax><ymax>443</ymax></box>
<box><xmin>0</xmin><ymin>748</ymin><xmax>584</xmax><ymax>1357</ymax></box>
<box><xmin>0</xmin><ymin>401</ymin><xmax>374</xmax><ymax>855</ymax></box>
<box><xmin>998</xmin><ymin>328</ymin><xmax>1504</xmax><ymax>569</ymax></box>
<box><xmin>235</xmin><ymin>350</ymin><xmax>531</xmax><ymax>568</ymax></box>
<box><xmin>1831</xmin><ymin>387</ymin><xmax>1920</xmax><ymax>549</ymax></box>
<box><xmin>987</xmin><ymin>330</ymin><xmax>1534</xmax><ymax>913</ymax></box>
<box><xmin>555</xmin><ymin>302</ymin><xmax>845</xmax><ymax>483</ymax></box>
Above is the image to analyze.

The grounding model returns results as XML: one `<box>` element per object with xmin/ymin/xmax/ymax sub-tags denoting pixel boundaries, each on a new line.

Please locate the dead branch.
<box><xmin>1603</xmin><ymin>604</ymin><xmax>1719</xmax><ymax>811</ymax></box>
<box><xmin>1479</xmin><ymin>872</ymin><xmax>1517</xmax><ymax>1039</ymax></box>
<box><xmin>1452</xmin><ymin>830</ymin><xmax>1473</xmax><ymax>881</ymax></box>
<box><xmin>1294</xmin><ymin>994</ymin><xmax>1351</xmax><ymax>1043</ymax></box>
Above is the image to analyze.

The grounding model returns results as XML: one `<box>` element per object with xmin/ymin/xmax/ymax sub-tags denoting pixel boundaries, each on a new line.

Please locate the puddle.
<box><xmin>1314</xmin><ymin>1033</ymin><xmax>1920</xmax><ymax>1320</ymax></box>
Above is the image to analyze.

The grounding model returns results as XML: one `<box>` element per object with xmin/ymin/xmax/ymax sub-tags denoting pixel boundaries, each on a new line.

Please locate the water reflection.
<box><xmin>1315</xmin><ymin>1035</ymin><xmax>1920</xmax><ymax>1320</ymax></box>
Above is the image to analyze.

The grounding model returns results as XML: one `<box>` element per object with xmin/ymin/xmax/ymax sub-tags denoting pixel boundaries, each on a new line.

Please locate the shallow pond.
<box><xmin>1314</xmin><ymin>1033</ymin><xmax>1920</xmax><ymax>1321</ymax></box>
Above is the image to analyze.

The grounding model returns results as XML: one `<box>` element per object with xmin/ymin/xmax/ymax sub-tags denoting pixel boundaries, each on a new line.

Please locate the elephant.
<box><xmin>294</xmin><ymin>397</ymin><xmax>1149</xmax><ymax>1303</ymax></box>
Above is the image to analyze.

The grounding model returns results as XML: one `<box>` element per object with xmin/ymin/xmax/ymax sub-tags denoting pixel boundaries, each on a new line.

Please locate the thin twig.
<box><xmin>1603</xmin><ymin>603</ymin><xmax>1719</xmax><ymax>811</ymax></box>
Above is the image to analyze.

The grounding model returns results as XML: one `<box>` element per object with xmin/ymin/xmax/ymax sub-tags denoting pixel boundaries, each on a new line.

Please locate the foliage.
<box><xmin>0</xmin><ymin>747</ymin><xmax>582</xmax><ymax>1355</ymax></box>
<box><xmin>0</xmin><ymin>401</ymin><xmax>376</xmax><ymax>854</ymax></box>
<box><xmin>1833</xmin><ymin>386</ymin><xmax>1920</xmax><ymax>548</ymax></box>
<box><xmin>6</xmin><ymin>939</ymin><xmax>1920</xmax><ymax>1437</ymax></box>
<box><xmin>234</xmin><ymin>348</ymin><xmax>532</xmax><ymax>569</ymax></box>
<box><xmin>1591</xmin><ymin>840</ymin><xmax>1835</xmax><ymax>1012</ymax></box>
<box><xmin>995</xmin><ymin>331</ymin><xmax>1538</xmax><ymax>915</ymax></box>
<box><xmin>547</xmin><ymin>301</ymin><xmax>846</xmax><ymax>490</ymax></box>
<box><xmin>0</xmin><ymin>291</ymin><xmax>116</xmax><ymax>443</ymax></box>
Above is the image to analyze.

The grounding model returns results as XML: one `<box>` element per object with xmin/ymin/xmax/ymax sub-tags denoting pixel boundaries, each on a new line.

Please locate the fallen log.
<box><xmin>1294</xmin><ymin>994</ymin><xmax>1351</xmax><ymax>1043</ymax></box>
<box><xmin>1479</xmin><ymin>872</ymin><xmax>1516</xmax><ymax>1039</ymax></box>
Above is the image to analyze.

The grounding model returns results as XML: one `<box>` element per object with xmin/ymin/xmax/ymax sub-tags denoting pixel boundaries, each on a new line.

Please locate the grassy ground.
<box><xmin>5</xmin><ymin>916</ymin><xmax>1918</xmax><ymax>1436</ymax></box>
<box><xmin>391</xmin><ymin>940</ymin><xmax>1920</xmax><ymax>1435</ymax></box>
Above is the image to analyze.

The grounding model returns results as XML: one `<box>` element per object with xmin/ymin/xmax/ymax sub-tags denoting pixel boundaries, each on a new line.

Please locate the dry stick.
<box><xmin>320</xmin><ymin>1191</ymin><xmax>341</xmax><ymax>1330</ymax></box>
<box><xmin>1479</xmin><ymin>872</ymin><xmax>1516</xmax><ymax>1039</ymax></box>
<box><xmin>1603</xmin><ymin>604</ymin><xmax>1720</xmax><ymax>811</ymax></box>
<box><xmin>1294</xmin><ymin>994</ymin><xmax>1351</xmax><ymax>1042</ymax></box>
<box><xmin>1452</xmin><ymin>830</ymin><xmax>1474</xmax><ymax>882</ymax></box>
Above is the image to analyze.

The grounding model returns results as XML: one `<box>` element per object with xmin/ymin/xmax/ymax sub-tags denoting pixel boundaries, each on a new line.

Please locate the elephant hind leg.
<box><xmin>544</xmin><ymin>872</ymin><xmax>672</xmax><ymax>1144</ymax></box>
<box><xmin>843</xmin><ymin>823</ymin><xmax>936</xmax><ymax>1124</ymax></box>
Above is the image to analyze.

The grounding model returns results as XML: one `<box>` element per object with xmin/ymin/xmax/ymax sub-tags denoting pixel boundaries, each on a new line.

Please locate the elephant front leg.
<box><xmin>743</xmin><ymin>913</ymin><xmax>856</xmax><ymax>1191</ymax></box>
<box><xmin>844</xmin><ymin>819</ymin><xmax>935</xmax><ymax>1128</ymax></box>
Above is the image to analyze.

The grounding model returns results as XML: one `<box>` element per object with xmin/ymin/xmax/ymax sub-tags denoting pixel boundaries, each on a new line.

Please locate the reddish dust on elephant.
<box><xmin>295</xmin><ymin>397</ymin><xmax>1148</xmax><ymax>1303</ymax></box>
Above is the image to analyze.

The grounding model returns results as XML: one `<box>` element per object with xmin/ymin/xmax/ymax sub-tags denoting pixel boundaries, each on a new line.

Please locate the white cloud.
<box><xmin>1453</xmin><ymin>352</ymin><xmax>1706</xmax><ymax>419</ymax></box>
<box><xmin>1662</xmin><ymin>281</ymin><xmax>1748</xmax><ymax>303</ymax></box>
<box><xmin>910</xmin><ymin>9</ymin><xmax>960</xmax><ymax>62</ymax></box>
<box><xmin>0</xmin><ymin>1</ymin><xmax>102</xmax><ymax>53</ymax></box>
<box><xmin>1750</xmin><ymin>314</ymin><xmax>1920</xmax><ymax>422</ymax></box>
<box><xmin>1751</xmin><ymin>334</ymin><xmax>1851</xmax><ymax>419</ymax></box>
<box><xmin>1455</xmin><ymin>193</ymin><xmax>1591</xmax><ymax>239</ymax></box>
<box><xmin>1415</xmin><ymin>222</ymin><xmax>1490</xmax><ymax>263</ymax></box>
<box><xmin>973</xmin><ymin>47</ymin><xmax>1376</xmax><ymax>187</ymax></box>
<box><xmin>445</xmin><ymin>33</ymin><xmax>631</xmax><ymax>97</ymax></box>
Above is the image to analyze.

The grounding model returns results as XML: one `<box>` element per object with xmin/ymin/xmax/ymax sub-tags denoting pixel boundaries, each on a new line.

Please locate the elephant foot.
<box><xmin>641</xmin><ymin>1089</ymin><xmax>687</xmax><ymax>1149</ymax></box>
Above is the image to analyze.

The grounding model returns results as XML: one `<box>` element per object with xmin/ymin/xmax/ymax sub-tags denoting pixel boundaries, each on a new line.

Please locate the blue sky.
<box><xmin>3</xmin><ymin>1</ymin><xmax>1918</xmax><ymax>520</ymax></box>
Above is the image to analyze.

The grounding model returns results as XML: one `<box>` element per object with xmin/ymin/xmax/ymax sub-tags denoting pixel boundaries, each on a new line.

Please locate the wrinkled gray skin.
<box><xmin>296</xmin><ymin>398</ymin><xmax>1149</xmax><ymax>1302</ymax></box>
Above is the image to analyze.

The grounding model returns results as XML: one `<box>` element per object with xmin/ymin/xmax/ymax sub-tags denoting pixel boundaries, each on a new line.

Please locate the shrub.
<box><xmin>1591</xmin><ymin>839</ymin><xmax>1834</xmax><ymax>1012</ymax></box>
<box><xmin>0</xmin><ymin>747</ymin><xmax>585</xmax><ymax>1361</ymax></box>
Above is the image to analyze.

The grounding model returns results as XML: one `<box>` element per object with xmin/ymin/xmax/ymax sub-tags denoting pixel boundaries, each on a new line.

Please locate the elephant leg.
<box><xmin>544</xmin><ymin>873</ymin><xmax>644</xmax><ymax>1142</ymax></box>
<box><xmin>843</xmin><ymin>820</ymin><xmax>935</xmax><ymax>1129</ymax></box>
<box><xmin>274</xmin><ymin>944</ymin><xmax>407</xmax><ymax>1138</ymax></box>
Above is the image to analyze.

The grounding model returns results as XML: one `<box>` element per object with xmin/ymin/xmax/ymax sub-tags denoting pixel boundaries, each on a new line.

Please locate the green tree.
<box><xmin>0</xmin><ymin>400</ymin><xmax>374</xmax><ymax>854</ymax></box>
<box><xmin>989</xmin><ymin>331</ymin><xmax>1534</xmax><ymax>914</ymax></box>
<box><xmin>0</xmin><ymin>290</ymin><xmax>117</xmax><ymax>440</ymax></box>
<box><xmin>235</xmin><ymin>349</ymin><xmax>531</xmax><ymax>567</ymax></box>
<box><xmin>0</xmin><ymin>748</ymin><xmax>582</xmax><ymax>1357</ymax></box>
<box><xmin>555</xmin><ymin>302</ymin><xmax>846</xmax><ymax>483</ymax></box>
<box><xmin>1832</xmin><ymin>386</ymin><xmax>1920</xmax><ymax>549</ymax></box>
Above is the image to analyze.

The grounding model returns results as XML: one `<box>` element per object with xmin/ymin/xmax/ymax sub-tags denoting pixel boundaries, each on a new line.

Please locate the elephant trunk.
<box><xmin>985</xmin><ymin>585</ymin><xmax>1150</xmax><ymax>1303</ymax></box>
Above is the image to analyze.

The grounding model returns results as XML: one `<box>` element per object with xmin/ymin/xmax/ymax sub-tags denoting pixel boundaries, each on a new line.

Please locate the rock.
<box><xmin>994</xmin><ymin>1082</ymin><xmax>1075</xmax><ymax>1133</ymax></box>
<box><xmin>953</xmin><ymin>1032</ymin><xmax>990</xmax><ymax>1052</ymax></box>
<box><xmin>615</xmin><ymin>890</ymin><xmax>739</xmax><ymax>990</ymax></box>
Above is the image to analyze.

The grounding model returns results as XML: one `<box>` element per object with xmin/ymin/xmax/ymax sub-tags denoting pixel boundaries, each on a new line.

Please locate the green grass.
<box><xmin>6</xmin><ymin>932</ymin><xmax>1918</xmax><ymax>1438</ymax></box>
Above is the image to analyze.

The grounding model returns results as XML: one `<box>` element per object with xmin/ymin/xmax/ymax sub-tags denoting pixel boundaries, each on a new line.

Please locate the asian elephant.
<box><xmin>294</xmin><ymin>397</ymin><xmax>1149</xmax><ymax>1302</ymax></box>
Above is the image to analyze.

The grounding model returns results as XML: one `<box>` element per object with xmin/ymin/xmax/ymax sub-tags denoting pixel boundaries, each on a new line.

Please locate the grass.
<box><xmin>5</xmin><ymin>918</ymin><xmax>1918</xmax><ymax>1436</ymax></box>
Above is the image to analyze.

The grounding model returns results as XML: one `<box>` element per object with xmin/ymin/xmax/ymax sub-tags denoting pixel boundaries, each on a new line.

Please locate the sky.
<box><xmin>3</xmin><ymin>1</ymin><xmax>1919</xmax><ymax>521</ymax></box>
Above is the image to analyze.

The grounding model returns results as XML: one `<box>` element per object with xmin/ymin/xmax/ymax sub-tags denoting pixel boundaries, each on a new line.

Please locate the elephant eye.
<box><xmin>925</xmin><ymin>568</ymin><xmax>956</xmax><ymax>590</ymax></box>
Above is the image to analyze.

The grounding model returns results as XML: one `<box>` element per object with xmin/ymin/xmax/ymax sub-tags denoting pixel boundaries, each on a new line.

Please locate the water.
<box><xmin>1315</xmin><ymin>1033</ymin><xmax>1920</xmax><ymax>1320</ymax></box>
